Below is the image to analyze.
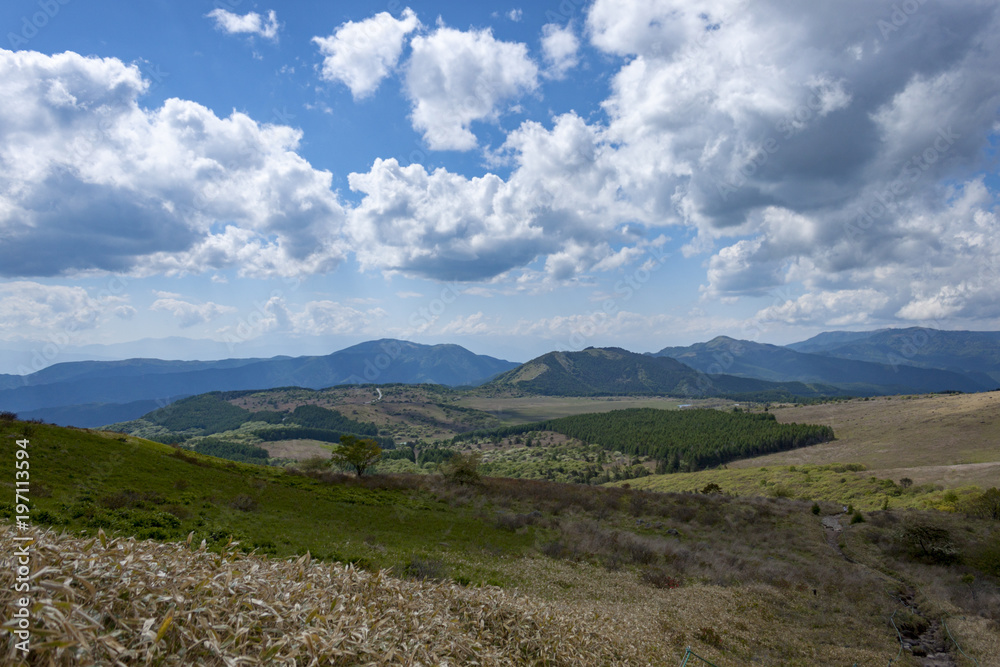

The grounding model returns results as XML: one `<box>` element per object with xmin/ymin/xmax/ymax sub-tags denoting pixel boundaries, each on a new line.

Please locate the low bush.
<box><xmin>640</xmin><ymin>566</ymin><xmax>681</xmax><ymax>589</ymax></box>
<box><xmin>401</xmin><ymin>556</ymin><xmax>448</xmax><ymax>581</ymax></box>
<box><xmin>229</xmin><ymin>494</ymin><xmax>258</xmax><ymax>512</ymax></box>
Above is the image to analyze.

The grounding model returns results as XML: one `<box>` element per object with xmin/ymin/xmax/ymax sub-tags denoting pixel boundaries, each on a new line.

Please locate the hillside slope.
<box><xmin>655</xmin><ymin>335</ymin><xmax>987</xmax><ymax>394</ymax></box>
<box><xmin>2</xmin><ymin>418</ymin><xmax>998</xmax><ymax>664</ymax></box>
<box><xmin>484</xmin><ymin>347</ymin><xmax>844</xmax><ymax>398</ymax></box>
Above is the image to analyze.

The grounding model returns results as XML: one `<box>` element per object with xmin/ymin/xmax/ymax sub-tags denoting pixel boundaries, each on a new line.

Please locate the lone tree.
<box><xmin>331</xmin><ymin>435</ymin><xmax>382</xmax><ymax>477</ymax></box>
<box><xmin>441</xmin><ymin>451</ymin><xmax>482</xmax><ymax>486</ymax></box>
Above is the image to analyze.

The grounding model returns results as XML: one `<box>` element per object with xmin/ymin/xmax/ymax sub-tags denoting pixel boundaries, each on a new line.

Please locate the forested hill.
<box><xmin>483</xmin><ymin>347</ymin><xmax>844</xmax><ymax>399</ymax></box>
<box><xmin>106</xmin><ymin>392</ymin><xmax>392</xmax><ymax>448</ymax></box>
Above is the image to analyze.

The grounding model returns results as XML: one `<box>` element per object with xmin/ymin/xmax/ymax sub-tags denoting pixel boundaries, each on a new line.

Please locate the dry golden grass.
<box><xmin>732</xmin><ymin>393</ymin><xmax>1000</xmax><ymax>488</ymax></box>
<box><xmin>480</xmin><ymin>556</ymin><xmax>903</xmax><ymax>666</ymax></box>
<box><xmin>456</xmin><ymin>396</ymin><xmax>732</xmax><ymax>423</ymax></box>
<box><xmin>260</xmin><ymin>439</ymin><xmax>333</xmax><ymax>461</ymax></box>
<box><xmin>0</xmin><ymin>523</ymin><xmax>647</xmax><ymax>666</ymax></box>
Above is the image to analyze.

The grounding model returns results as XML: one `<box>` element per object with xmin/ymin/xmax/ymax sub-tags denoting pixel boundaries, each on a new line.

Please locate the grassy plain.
<box><xmin>731</xmin><ymin>392</ymin><xmax>1000</xmax><ymax>488</ymax></box>
<box><xmin>615</xmin><ymin>463</ymin><xmax>982</xmax><ymax>511</ymax></box>
<box><xmin>456</xmin><ymin>394</ymin><xmax>735</xmax><ymax>423</ymax></box>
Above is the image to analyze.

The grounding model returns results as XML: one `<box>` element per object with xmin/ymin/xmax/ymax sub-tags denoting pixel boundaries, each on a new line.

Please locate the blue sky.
<box><xmin>1</xmin><ymin>0</ymin><xmax>999</xmax><ymax>372</ymax></box>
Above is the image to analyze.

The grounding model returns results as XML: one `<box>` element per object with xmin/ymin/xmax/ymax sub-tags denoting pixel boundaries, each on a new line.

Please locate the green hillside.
<box><xmin>106</xmin><ymin>391</ymin><xmax>391</xmax><ymax>457</ymax></box>
<box><xmin>1</xmin><ymin>416</ymin><xmax>999</xmax><ymax>664</ymax></box>
<box><xmin>0</xmin><ymin>420</ymin><xmax>531</xmax><ymax>584</ymax></box>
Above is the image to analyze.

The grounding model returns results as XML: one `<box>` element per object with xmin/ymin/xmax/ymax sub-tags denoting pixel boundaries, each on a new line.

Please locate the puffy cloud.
<box><xmin>755</xmin><ymin>290</ymin><xmax>891</xmax><ymax>327</ymax></box>
<box><xmin>347</xmin><ymin>112</ymin><xmax>648</xmax><ymax>282</ymax></box>
<box><xmin>0</xmin><ymin>49</ymin><xmax>346</xmax><ymax>279</ymax></box>
<box><xmin>150</xmin><ymin>293</ymin><xmax>237</xmax><ymax>328</ymax></box>
<box><xmin>438</xmin><ymin>312</ymin><xmax>499</xmax><ymax>335</ymax></box>
<box><xmin>0</xmin><ymin>281</ymin><xmax>131</xmax><ymax>340</ymax></box>
<box><xmin>213</xmin><ymin>295</ymin><xmax>386</xmax><ymax>341</ymax></box>
<box><xmin>576</xmin><ymin>0</ymin><xmax>1000</xmax><ymax>324</ymax></box>
<box><xmin>313</xmin><ymin>8</ymin><xmax>420</xmax><ymax>99</ymax></box>
<box><xmin>288</xmin><ymin>300</ymin><xmax>388</xmax><ymax>336</ymax></box>
<box><xmin>405</xmin><ymin>27</ymin><xmax>538</xmax><ymax>150</ymax></box>
<box><xmin>347</xmin><ymin>158</ymin><xmax>543</xmax><ymax>280</ymax></box>
<box><xmin>206</xmin><ymin>9</ymin><xmax>280</xmax><ymax>41</ymax></box>
<box><xmin>540</xmin><ymin>23</ymin><xmax>579</xmax><ymax>79</ymax></box>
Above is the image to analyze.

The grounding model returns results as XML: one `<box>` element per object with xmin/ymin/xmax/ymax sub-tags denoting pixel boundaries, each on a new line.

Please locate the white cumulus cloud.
<box><xmin>405</xmin><ymin>26</ymin><xmax>538</xmax><ymax>150</ymax></box>
<box><xmin>150</xmin><ymin>294</ymin><xmax>237</xmax><ymax>328</ymax></box>
<box><xmin>0</xmin><ymin>282</ymin><xmax>131</xmax><ymax>341</ymax></box>
<box><xmin>0</xmin><ymin>49</ymin><xmax>346</xmax><ymax>280</ymax></box>
<box><xmin>313</xmin><ymin>8</ymin><xmax>420</xmax><ymax>99</ymax></box>
<box><xmin>206</xmin><ymin>9</ymin><xmax>280</xmax><ymax>41</ymax></box>
<box><xmin>540</xmin><ymin>23</ymin><xmax>579</xmax><ymax>79</ymax></box>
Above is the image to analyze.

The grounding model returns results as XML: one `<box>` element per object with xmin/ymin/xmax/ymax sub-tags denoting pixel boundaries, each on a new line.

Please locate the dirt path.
<box><xmin>893</xmin><ymin>591</ymin><xmax>957</xmax><ymax>667</ymax></box>
<box><xmin>820</xmin><ymin>513</ymin><xmax>958</xmax><ymax>667</ymax></box>
<box><xmin>820</xmin><ymin>512</ymin><xmax>851</xmax><ymax>561</ymax></box>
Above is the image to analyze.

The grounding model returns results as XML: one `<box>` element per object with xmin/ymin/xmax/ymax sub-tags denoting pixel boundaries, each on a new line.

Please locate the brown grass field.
<box><xmin>730</xmin><ymin>392</ymin><xmax>1000</xmax><ymax>489</ymax></box>
<box><xmin>259</xmin><ymin>438</ymin><xmax>333</xmax><ymax>461</ymax></box>
<box><xmin>456</xmin><ymin>395</ymin><xmax>734</xmax><ymax>423</ymax></box>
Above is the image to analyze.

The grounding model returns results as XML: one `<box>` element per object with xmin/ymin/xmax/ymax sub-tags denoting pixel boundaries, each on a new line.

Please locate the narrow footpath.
<box><xmin>820</xmin><ymin>513</ymin><xmax>958</xmax><ymax>667</ymax></box>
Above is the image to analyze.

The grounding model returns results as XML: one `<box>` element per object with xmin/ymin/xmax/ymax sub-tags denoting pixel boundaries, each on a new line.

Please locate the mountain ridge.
<box><xmin>0</xmin><ymin>339</ymin><xmax>518</xmax><ymax>426</ymax></box>
<box><xmin>653</xmin><ymin>334</ymin><xmax>988</xmax><ymax>394</ymax></box>
<box><xmin>483</xmin><ymin>346</ymin><xmax>845</xmax><ymax>399</ymax></box>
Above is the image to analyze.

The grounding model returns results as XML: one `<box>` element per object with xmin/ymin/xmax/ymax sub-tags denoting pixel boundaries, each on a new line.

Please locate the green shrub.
<box><xmin>897</xmin><ymin>520</ymin><xmax>960</xmax><ymax>564</ymax></box>
<box><xmin>442</xmin><ymin>452</ymin><xmax>482</xmax><ymax>486</ymax></box>
<box><xmin>968</xmin><ymin>543</ymin><xmax>1000</xmax><ymax>577</ymax></box>
<box><xmin>229</xmin><ymin>494</ymin><xmax>259</xmax><ymax>512</ymax></box>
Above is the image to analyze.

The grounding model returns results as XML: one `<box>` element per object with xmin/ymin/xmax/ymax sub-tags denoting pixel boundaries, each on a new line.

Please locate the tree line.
<box><xmin>454</xmin><ymin>408</ymin><xmax>834</xmax><ymax>472</ymax></box>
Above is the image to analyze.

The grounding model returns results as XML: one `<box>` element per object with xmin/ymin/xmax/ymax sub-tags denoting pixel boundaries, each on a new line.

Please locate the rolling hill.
<box><xmin>654</xmin><ymin>335</ymin><xmax>987</xmax><ymax>394</ymax></box>
<box><xmin>482</xmin><ymin>346</ymin><xmax>845</xmax><ymax>399</ymax></box>
<box><xmin>0</xmin><ymin>339</ymin><xmax>518</xmax><ymax>427</ymax></box>
<box><xmin>2</xmin><ymin>415</ymin><xmax>998</xmax><ymax>664</ymax></box>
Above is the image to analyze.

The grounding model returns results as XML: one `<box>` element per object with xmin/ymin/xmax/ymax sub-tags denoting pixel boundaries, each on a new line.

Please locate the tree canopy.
<box><xmin>331</xmin><ymin>435</ymin><xmax>382</xmax><ymax>477</ymax></box>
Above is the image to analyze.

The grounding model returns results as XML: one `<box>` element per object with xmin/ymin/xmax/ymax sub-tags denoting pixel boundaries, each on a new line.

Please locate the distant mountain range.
<box><xmin>0</xmin><ymin>340</ymin><xmax>518</xmax><ymax>427</ymax></box>
<box><xmin>483</xmin><ymin>347</ymin><xmax>843</xmax><ymax>399</ymax></box>
<box><xmin>786</xmin><ymin>327</ymin><xmax>1000</xmax><ymax>384</ymax></box>
<box><xmin>653</xmin><ymin>333</ymin><xmax>991</xmax><ymax>395</ymax></box>
<box><xmin>2</xmin><ymin>327</ymin><xmax>997</xmax><ymax>428</ymax></box>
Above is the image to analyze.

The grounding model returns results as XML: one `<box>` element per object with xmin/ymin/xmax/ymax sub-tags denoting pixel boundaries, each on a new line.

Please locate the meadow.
<box><xmin>733</xmin><ymin>392</ymin><xmax>1000</xmax><ymax>489</ymax></box>
<box><xmin>2</xmin><ymin>414</ymin><xmax>999</xmax><ymax>664</ymax></box>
